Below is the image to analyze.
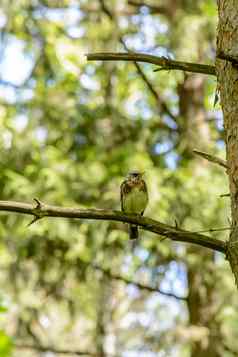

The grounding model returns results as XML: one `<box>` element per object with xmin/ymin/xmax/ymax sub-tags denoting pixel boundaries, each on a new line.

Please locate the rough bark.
<box><xmin>216</xmin><ymin>0</ymin><xmax>238</xmax><ymax>286</ymax></box>
<box><xmin>95</xmin><ymin>274</ymin><xmax>108</xmax><ymax>357</ymax></box>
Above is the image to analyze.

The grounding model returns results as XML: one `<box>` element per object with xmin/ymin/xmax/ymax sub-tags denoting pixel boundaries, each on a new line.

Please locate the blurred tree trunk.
<box><xmin>95</xmin><ymin>273</ymin><xmax>109</xmax><ymax>357</ymax></box>
<box><xmin>178</xmin><ymin>74</ymin><xmax>221</xmax><ymax>357</ymax></box>
<box><xmin>217</xmin><ymin>0</ymin><xmax>238</xmax><ymax>287</ymax></box>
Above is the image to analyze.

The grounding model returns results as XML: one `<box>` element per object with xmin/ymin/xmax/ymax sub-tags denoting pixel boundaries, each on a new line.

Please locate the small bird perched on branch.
<box><xmin>120</xmin><ymin>171</ymin><xmax>148</xmax><ymax>240</ymax></box>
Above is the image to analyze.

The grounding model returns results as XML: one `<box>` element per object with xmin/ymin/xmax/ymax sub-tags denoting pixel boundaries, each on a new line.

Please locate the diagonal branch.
<box><xmin>0</xmin><ymin>200</ymin><xmax>226</xmax><ymax>253</ymax></box>
<box><xmin>93</xmin><ymin>264</ymin><xmax>187</xmax><ymax>300</ymax></box>
<box><xmin>129</xmin><ymin>57</ymin><xmax>177</xmax><ymax>121</ymax></box>
<box><xmin>86</xmin><ymin>52</ymin><xmax>216</xmax><ymax>76</ymax></box>
<box><xmin>98</xmin><ymin>0</ymin><xmax>113</xmax><ymax>19</ymax></box>
<box><xmin>193</xmin><ymin>149</ymin><xmax>228</xmax><ymax>169</ymax></box>
<box><xmin>97</xmin><ymin>0</ymin><xmax>178</xmax><ymax>122</ymax></box>
<box><xmin>119</xmin><ymin>39</ymin><xmax>177</xmax><ymax>121</ymax></box>
<box><xmin>128</xmin><ymin>0</ymin><xmax>168</xmax><ymax>15</ymax></box>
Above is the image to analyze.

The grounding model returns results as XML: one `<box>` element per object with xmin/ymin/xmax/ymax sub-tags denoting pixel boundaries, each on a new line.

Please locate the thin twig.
<box><xmin>193</xmin><ymin>149</ymin><xmax>228</xmax><ymax>169</ymax></box>
<box><xmin>192</xmin><ymin>227</ymin><xmax>231</xmax><ymax>234</ymax></box>
<box><xmin>0</xmin><ymin>199</ymin><xmax>227</xmax><ymax>253</ymax></box>
<box><xmin>220</xmin><ymin>193</ymin><xmax>230</xmax><ymax>198</ymax></box>
<box><xmin>86</xmin><ymin>52</ymin><xmax>216</xmax><ymax>76</ymax></box>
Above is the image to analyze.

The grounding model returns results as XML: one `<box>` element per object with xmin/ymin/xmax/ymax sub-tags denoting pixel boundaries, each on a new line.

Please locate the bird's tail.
<box><xmin>129</xmin><ymin>225</ymin><xmax>138</xmax><ymax>240</ymax></box>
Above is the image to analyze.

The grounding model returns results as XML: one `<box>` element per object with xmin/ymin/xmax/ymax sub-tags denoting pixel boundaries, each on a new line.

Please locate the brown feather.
<box><xmin>120</xmin><ymin>180</ymin><xmax>132</xmax><ymax>211</ymax></box>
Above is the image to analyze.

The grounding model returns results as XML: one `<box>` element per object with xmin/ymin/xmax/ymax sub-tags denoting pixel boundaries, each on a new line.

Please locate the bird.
<box><xmin>120</xmin><ymin>170</ymin><xmax>148</xmax><ymax>240</ymax></box>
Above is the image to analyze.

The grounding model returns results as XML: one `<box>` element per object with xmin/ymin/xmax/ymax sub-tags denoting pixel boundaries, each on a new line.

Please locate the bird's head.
<box><xmin>127</xmin><ymin>170</ymin><xmax>144</xmax><ymax>182</ymax></box>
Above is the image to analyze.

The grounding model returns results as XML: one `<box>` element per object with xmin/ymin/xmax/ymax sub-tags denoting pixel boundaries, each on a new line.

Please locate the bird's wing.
<box><xmin>140</xmin><ymin>180</ymin><xmax>147</xmax><ymax>193</ymax></box>
<box><xmin>120</xmin><ymin>181</ymin><xmax>126</xmax><ymax>211</ymax></box>
<box><xmin>140</xmin><ymin>179</ymin><xmax>149</xmax><ymax>215</ymax></box>
<box><xmin>140</xmin><ymin>179</ymin><xmax>148</xmax><ymax>195</ymax></box>
<box><xmin>120</xmin><ymin>180</ymin><xmax>131</xmax><ymax>211</ymax></box>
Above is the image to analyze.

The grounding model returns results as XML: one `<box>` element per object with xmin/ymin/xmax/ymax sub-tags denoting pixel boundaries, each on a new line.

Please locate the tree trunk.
<box><xmin>217</xmin><ymin>0</ymin><xmax>238</xmax><ymax>286</ymax></box>
<box><xmin>95</xmin><ymin>273</ymin><xmax>109</xmax><ymax>357</ymax></box>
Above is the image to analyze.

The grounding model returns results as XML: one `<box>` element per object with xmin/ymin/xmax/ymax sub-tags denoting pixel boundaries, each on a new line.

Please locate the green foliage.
<box><xmin>0</xmin><ymin>331</ymin><xmax>12</xmax><ymax>357</ymax></box>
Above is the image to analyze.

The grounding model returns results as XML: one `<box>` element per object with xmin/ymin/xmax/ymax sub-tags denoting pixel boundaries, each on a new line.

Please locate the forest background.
<box><xmin>0</xmin><ymin>1</ymin><xmax>235</xmax><ymax>356</ymax></box>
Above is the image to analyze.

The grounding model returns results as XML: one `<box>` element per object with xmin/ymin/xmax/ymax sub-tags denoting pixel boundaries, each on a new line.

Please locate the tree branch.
<box><xmin>217</xmin><ymin>50</ymin><xmax>238</xmax><ymax>66</ymax></box>
<box><xmin>119</xmin><ymin>39</ymin><xmax>177</xmax><ymax>121</ymax></box>
<box><xmin>193</xmin><ymin>149</ymin><xmax>228</xmax><ymax>169</ymax></box>
<box><xmin>15</xmin><ymin>343</ymin><xmax>94</xmax><ymax>356</ymax></box>
<box><xmin>128</xmin><ymin>0</ymin><xmax>168</xmax><ymax>15</ymax></box>
<box><xmin>98</xmin><ymin>0</ymin><xmax>113</xmax><ymax>19</ymax></box>
<box><xmin>132</xmin><ymin>59</ymin><xmax>177</xmax><ymax>121</ymax></box>
<box><xmin>86</xmin><ymin>52</ymin><xmax>216</xmax><ymax>76</ymax></box>
<box><xmin>0</xmin><ymin>200</ymin><xmax>226</xmax><ymax>253</ymax></box>
<box><xmin>93</xmin><ymin>264</ymin><xmax>187</xmax><ymax>300</ymax></box>
<box><xmin>97</xmin><ymin>0</ymin><xmax>178</xmax><ymax>122</ymax></box>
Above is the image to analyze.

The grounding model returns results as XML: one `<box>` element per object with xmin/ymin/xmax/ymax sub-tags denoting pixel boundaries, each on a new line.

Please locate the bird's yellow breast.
<box><xmin>123</xmin><ymin>187</ymin><xmax>148</xmax><ymax>214</ymax></box>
